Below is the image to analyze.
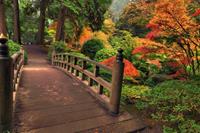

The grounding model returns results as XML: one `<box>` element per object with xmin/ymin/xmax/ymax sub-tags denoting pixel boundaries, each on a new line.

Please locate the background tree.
<box><xmin>36</xmin><ymin>0</ymin><xmax>49</xmax><ymax>45</ymax></box>
<box><xmin>55</xmin><ymin>6</ymin><xmax>66</xmax><ymax>41</ymax></box>
<box><xmin>147</xmin><ymin>0</ymin><xmax>200</xmax><ymax>75</ymax></box>
<box><xmin>118</xmin><ymin>0</ymin><xmax>155</xmax><ymax>37</ymax></box>
<box><xmin>13</xmin><ymin>0</ymin><xmax>21</xmax><ymax>44</ymax></box>
<box><xmin>0</xmin><ymin>0</ymin><xmax>7</xmax><ymax>36</ymax></box>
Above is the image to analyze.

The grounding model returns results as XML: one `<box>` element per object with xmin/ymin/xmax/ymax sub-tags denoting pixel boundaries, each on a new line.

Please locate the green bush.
<box><xmin>121</xmin><ymin>84</ymin><xmax>149</xmax><ymax>104</ymax></box>
<box><xmin>48</xmin><ymin>41</ymin><xmax>71</xmax><ymax>60</ymax></box>
<box><xmin>136</xmin><ymin>80</ymin><xmax>200</xmax><ymax>132</ymax></box>
<box><xmin>7</xmin><ymin>40</ymin><xmax>21</xmax><ymax>56</ymax></box>
<box><xmin>51</xmin><ymin>41</ymin><xmax>69</xmax><ymax>53</ymax></box>
<box><xmin>95</xmin><ymin>48</ymin><xmax>116</xmax><ymax>62</ymax></box>
<box><xmin>109</xmin><ymin>30</ymin><xmax>139</xmax><ymax>60</ymax></box>
<box><xmin>24</xmin><ymin>50</ymin><xmax>28</xmax><ymax>64</ymax></box>
<box><xmin>81</xmin><ymin>39</ymin><xmax>104</xmax><ymax>59</ymax></box>
<box><xmin>69</xmin><ymin>52</ymin><xmax>88</xmax><ymax>59</ymax></box>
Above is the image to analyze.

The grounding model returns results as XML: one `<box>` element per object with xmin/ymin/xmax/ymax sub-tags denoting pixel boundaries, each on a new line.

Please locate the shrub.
<box><xmin>95</xmin><ymin>48</ymin><xmax>116</xmax><ymax>62</ymax></box>
<box><xmin>136</xmin><ymin>80</ymin><xmax>200</xmax><ymax>132</ymax></box>
<box><xmin>69</xmin><ymin>52</ymin><xmax>88</xmax><ymax>59</ymax></box>
<box><xmin>121</xmin><ymin>85</ymin><xmax>149</xmax><ymax>104</ymax></box>
<box><xmin>109</xmin><ymin>30</ymin><xmax>139</xmax><ymax>60</ymax></box>
<box><xmin>7</xmin><ymin>40</ymin><xmax>21</xmax><ymax>56</ymax></box>
<box><xmin>93</xmin><ymin>31</ymin><xmax>112</xmax><ymax>48</ymax></box>
<box><xmin>81</xmin><ymin>39</ymin><xmax>104</xmax><ymax>59</ymax></box>
<box><xmin>51</xmin><ymin>41</ymin><xmax>69</xmax><ymax>53</ymax></box>
<box><xmin>48</xmin><ymin>41</ymin><xmax>70</xmax><ymax>60</ymax></box>
<box><xmin>24</xmin><ymin>50</ymin><xmax>28</xmax><ymax>64</ymax></box>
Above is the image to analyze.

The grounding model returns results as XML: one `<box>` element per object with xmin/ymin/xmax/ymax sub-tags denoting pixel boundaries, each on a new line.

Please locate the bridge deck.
<box><xmin>13</xmin><ymin>45</ymin><xmax>146</xmax><ymax>133</ymax></box>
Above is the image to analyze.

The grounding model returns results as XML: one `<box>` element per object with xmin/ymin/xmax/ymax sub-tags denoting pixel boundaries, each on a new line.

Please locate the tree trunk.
<box><xmin>36</xmin><ymin>0</ymin><xmax>48</xmax><ymax>45</ymax></box>
<box><xmin>0</xmin><ymin>0</ymin><xmax>7</xmax><ymax>36</ymax></box>
<box><xmin>13</xmin><ymin>0</ymin><xmax>21</xmax><ymax>44</ymax></box>
<box><xmin>55</xmin><ymin>6</ymin><xmax>66</xmax><ymax>41</ymax></box>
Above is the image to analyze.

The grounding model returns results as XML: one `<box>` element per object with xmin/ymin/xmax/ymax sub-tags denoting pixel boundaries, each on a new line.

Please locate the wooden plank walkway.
<box><xmin>13</xmin><ymin>45</ymin><xmax>146</xmax><ymax>133</ymax></box>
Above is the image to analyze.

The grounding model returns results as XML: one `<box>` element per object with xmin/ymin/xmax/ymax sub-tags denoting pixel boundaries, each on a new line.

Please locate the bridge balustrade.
<box><xmin>52</xmin><ymin>49</ymin><xmax>124</xmax><ymax>115</ymax></box>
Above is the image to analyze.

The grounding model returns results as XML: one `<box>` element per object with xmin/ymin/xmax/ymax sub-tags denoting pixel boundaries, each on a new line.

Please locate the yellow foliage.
<box><xmin>102</xmin><ymin>19</ymin><xmax>116</xmax><ymax>34</ymax></box>
<box><xmin>93</xmin><ymin>31</ymin><xmax>112</xmax><ymax>48</ymax></box>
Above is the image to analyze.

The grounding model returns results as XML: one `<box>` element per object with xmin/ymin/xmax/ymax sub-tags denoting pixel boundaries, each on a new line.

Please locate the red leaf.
<box><xmin>101</xmin><ymin>56</ymin><xmax>140</xmax><ymax>77</ymax></box>
<box><xmin>192</xmin><ymin>9</ymin><xmax>200</xmax><ymax>17</ymax></box>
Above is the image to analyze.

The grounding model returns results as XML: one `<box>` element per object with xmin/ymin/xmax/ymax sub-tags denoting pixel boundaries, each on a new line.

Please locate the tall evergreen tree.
<box><xmin>0</xmin><ymin>0</ymin><xmax>7</xmax><ymax>37</ymax></box>
<box><xmin>13</xmin><ymin>0</ymin><xmax>21</xmax><ymax>44</ymax></box>
<box><xmin>36</xmin><ymin>0</ymin><xmax>48</xmax><ymax>45</ymax></box>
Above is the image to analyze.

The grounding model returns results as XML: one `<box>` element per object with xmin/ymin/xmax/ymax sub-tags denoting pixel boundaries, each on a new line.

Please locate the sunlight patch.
<box><xmin>23</xmin><ymin>67</ymin><xmax>49</xmax><ymax>71</ymax></box>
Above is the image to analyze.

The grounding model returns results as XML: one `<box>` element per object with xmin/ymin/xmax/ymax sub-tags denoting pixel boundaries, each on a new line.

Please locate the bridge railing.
<box><xmin>12</xmin><ymin>49</ymin><xmax>24</xmax><ymax>91</ymax></box>
<box><xmin>0</xmin><ymin>36</ymin><xmax>24</xmax><ymax>132</ymax></box>
<box><xmin>52</xmin><ymin>49</ymin><xmax>124</xmax><ymax>115</ymax></box>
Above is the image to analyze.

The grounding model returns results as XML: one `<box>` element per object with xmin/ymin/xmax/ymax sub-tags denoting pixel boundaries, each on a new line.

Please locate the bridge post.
<box><xmin>0</xmin><ymin>34</ymin><xmax>13</xmax><ymax>132</ymax></box>
<box><xmin>109</xmin><ymin>49</ymin><xmax>124</xmax><ymax>115</ymax></box>
<box><xmin>51</xmin><ymin>51</ymin><xmax>55</xmax><ymax>65</ymax></box>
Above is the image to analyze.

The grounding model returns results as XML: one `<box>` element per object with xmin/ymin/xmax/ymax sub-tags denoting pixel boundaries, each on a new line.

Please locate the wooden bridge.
<box><xmin>0</xmin><ymin>38</ymin><xmax>147</xmax><ymax>133</ymax></box>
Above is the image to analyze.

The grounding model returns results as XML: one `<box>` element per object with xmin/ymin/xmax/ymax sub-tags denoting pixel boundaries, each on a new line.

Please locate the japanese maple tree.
<box><xmin>146</xmin><ymin>0</ymin><xmax>200</xmax><ymax>76</ymax></box>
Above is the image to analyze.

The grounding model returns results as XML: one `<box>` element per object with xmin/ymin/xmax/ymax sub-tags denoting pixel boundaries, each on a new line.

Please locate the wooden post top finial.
<box><xmin>116</xmin><ymin>48</ymin><xmax>123</xmax><ymax>62</ymax></box>
<box><xmin>0</xmin><ymin>33</ymin><xmax>8</xmax><ymax>44</ymax></box>
<box><xmin>0</xmin><ymin>33</ymin><xmax>8</xmax><ymax>57</ymax></box>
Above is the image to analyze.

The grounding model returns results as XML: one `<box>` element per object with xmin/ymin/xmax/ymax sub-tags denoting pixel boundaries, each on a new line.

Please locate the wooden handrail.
<box><xmin>52</xmin><ymin>49</ymin><xmax>124</xmax><ymax>115</ymax></box>
<box><xmin>11</xmin><ymin>48</ymin><xmax>24</xmax><ymax>91</ymax></box>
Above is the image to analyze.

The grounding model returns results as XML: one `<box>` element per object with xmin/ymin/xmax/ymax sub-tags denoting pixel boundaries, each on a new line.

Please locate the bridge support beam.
<box><xmin>110</xmin><ymin>49</ymin><xmax>124</xmax><ymax>115</ymax></box>
<box><xmin>0</xmin><ymin>35</ymin><xmax>13</xmax><ymax>132</ymax></box>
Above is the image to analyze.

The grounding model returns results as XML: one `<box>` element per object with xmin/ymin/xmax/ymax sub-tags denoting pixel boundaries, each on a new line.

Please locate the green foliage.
<box><xmin>84</xmin><ymin>0</ymin><xmax>112</xmax><ymax>31</ymax></box>
<box><xmin>95</xmin><ymin>48</ymin><xmax>116</xmax><ymax>62</ymax></box>
<box><xmin>51</xmin><ymin>41</ymin><xmax>69</xmax><ymax>53</ymax></box>
<box><xmin>48</xmin><ymin>41</ymin><xmax>71</xmax><ymax>60</ymax></box>
<box><xmin>109</xmin><ymin>31</ymin><xmax>139</xmax><ymax>60</ymax></box>
<box><xmin>81</xmin><ymin>39</ymin><xmax>104</xmax><ymax>59</ymax></box>
<box><xmin>7</xmin><ymin>40</ymin><xmax>21</xmax><ymax>56</ymax></box>
<box><xmin>69</xmin><ymin>52</ymin><xmax>88</xmax><ymax>59</ymax></box>
<box><xmin>24</xmin><ymin>50</ymin><xmax>28</xmax><ymax>65</ymax></box>
<box><xmin>136</xmin><ymin>80</ymin><xmax>200</xmax><ymax>132</ymax></box>
<box><xmin>121</xmin><ymin>85</ymin><xmax>149</xmax><ymax>104</ymax></box>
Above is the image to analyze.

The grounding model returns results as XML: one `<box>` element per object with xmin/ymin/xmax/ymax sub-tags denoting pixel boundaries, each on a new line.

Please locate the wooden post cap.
<box><xmin>0</xmin><ymin>33</ymin><xmax>8</xmax><ymax>57</ymax></box>
<box><xmin>116</xmin><ymin>48</ymin><xmax>123</xmax><ymax>62</ymax></box>
<box><xmin>0</xmin><ymin>33</ymin><xmax>8</xmax><ymax>44</ymax></box>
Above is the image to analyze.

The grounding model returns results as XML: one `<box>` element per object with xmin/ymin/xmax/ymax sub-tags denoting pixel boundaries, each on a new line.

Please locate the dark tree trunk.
<box><xmin>0</xmin><ymin>0</ymin><xmax>7</xmax><ymax>36</ymax></box>
<box><xmin>37</xmin><ymin>0</ymin><xmax>48</xmax><ymax>45</ymax></box>
<box><xmin>13</xmin><ymin>0</ymin><xmax>21</xmax><ymax>44</ymax></box>
<box><xmin>55</xmin><ymin>6</ymin><xmax>66</xmax><ymax>41</ymax></box>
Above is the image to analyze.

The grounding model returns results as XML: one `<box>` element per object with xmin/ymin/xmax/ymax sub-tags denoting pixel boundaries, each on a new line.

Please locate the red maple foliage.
<box><xmin>100</xmin><ymin>56</ymin><xmax>140</xmax><ymax>78</ymax></box>
<box><xmin>132</xmin><ymin>46</ymin><xmax>155</xmax><ymax>55</ymax></box>
<box><xmin>192</xmin><ymin>9</ymin><xmax>200</xmax><ymax>17</ymax></box>
<box><xmin>146</xmin><ymin>23</ymin><xmax>159</xmax><ymax>29</ymax></box>
<box><xmin>145</xmin><ymin>24</ymin><xmax>160</xmax><ymax>40</ymax></box>
<box><xmin>145</xmin><ymin>30</ymin><xmax>160</xmax><ymax>40</ymax></box>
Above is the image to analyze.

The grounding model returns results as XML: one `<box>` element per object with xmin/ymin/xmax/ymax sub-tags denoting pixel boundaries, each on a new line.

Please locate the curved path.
<box><xmin>13</xmin><ymin>45</ymin><xmax>146</xmax><ymax>133</ymax></box>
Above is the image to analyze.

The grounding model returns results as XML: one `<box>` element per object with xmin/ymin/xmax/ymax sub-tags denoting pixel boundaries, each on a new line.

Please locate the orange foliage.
<box><xmin>79</xmin><ymin>27</ymin><xmax>93</xmax><ymax>45</ymax></box>
<box><xmin>148</xmin><ymin>0</ymin><xmax>196</xmax><ymax>35</ymax></box>
<box><xmin>48</xmin><ymin>21</ymin><xmax>57</xmax><ymax>30</ymax></box>
<box><xmin>101</xmin><ymin>56</ymin><xmax>140</xmax><ymax>78</ymax></box>
<box><xmin>132</xmin><ymin>38</ymin><xmax>190</xmax><ymax>78</ymax></box>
